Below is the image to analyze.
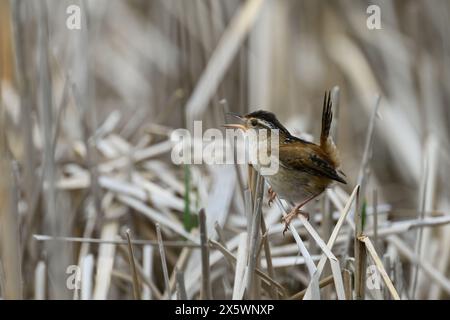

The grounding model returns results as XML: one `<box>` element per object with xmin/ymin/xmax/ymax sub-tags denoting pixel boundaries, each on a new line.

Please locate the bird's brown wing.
<box><xmin>279</xmin><ymin>143</ymin><xmax>347</xmax><ymax>184</ymax></box>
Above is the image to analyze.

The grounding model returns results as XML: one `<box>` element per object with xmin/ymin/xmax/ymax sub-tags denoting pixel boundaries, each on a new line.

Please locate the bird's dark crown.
<box><xmin>244</xmin><ymin>110</ymin><xmax>312</xmax><ymax>144</ymax></box>
<box><xmin>245</xmin><ymin>110</ymin><xmax>291</xmax><ymax>135</ymax></box>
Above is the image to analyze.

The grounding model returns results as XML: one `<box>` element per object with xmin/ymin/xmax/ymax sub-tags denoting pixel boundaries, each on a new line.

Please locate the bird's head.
<box><xmin>224</xmin><ymin>110</ymin><xmax>291</xmax><ymax>137</ymax></box>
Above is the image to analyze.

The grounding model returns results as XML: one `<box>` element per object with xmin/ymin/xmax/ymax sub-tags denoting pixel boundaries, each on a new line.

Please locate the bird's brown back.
<box><xmin>278</xmin><ymin>139</ymin><xmax>346</xmax><ymax>184</ymax></box>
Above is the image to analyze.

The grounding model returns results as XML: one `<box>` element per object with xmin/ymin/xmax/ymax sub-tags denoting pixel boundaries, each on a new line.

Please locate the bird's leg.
<box><xmin>282</xmin><ymin>206</ymin><xmax>309</xmax><ymax>235</ymax></box>
<box><xmin>268</xmin><ymin>187</ymin><xmax>277</xmax><ymax>206</ymax></box>
<box><xmin>281</xmin><ymin>194</ymin><xmax>318</xmax><ymax>236</ymax></box>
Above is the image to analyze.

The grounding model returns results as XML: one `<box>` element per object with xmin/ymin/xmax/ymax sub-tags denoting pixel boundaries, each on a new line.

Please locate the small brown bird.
<box><xmin>225</xmin><ymin>91</ymin><xmax>347</xmax><ymax>234</ymax></box>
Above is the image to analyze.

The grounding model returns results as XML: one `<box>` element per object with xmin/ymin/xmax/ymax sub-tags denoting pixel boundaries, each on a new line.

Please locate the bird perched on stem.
<box><xmin>225</xmin><ymin>91</ymin><xmax>347</xmax><ymax>234</ymax></box>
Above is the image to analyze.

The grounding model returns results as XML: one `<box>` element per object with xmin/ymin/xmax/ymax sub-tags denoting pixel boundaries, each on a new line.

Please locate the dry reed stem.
<box><xmin>33</xmin><ymin>234</ymin><xmax>200</xmax><ymax>248</ymax></box>
<box><xmin>272</xmin><ymin>194</ymin><xmax>320</xmax><ymax>298</ymax></box>
<box><xmin>34</xmin><ymin>261</ymin><xmax>46</xmax><ymax>300</ymax></box>
<box><xmin>11</xmin><ymin>0</ymin><xmax>37</xmax><ymax>260</ymax></box>
<box><xmin>343</xmin><ymin>269</ymin><xmax>353</xmax><ymax>300</ymax></box>
<box><xmin>387</xmin><ymin>235</ymin><xmax>450</xmax><ymax>295</ymax></box>
<box><xmin>411</xmin><ymin>135</ymin><xmax>438</xmax><ymax>299</ymax></box>
<box><xmin>168</xmin><ymin>248</ymin><xmax>192</xmax><ymax>299</ymax></box>
<box><xmin>93</xmin><ymin>218</ymin><xmax>118</xmax><ymax>300</ymax></box>
<box><xmin>260</xmin><ymin>216</ymin><xmax>277</xmax><ymax>299</ymax></box>
<box><xmin>81</xmin><ymin>255</ymin><xmax>94</xmax><ymax>300</ymax></box>
<box><xmin>209</xmin><ymin>239</ymin><xmax>286</xmax><ymax>297</ymax></box>
<box><xmin>125</xmin><ymin>229</ymin><xmax>141</xmax><ymax>300</ymax></box>
<box><xmin>373</xmin><ymin>189</ymin><xmax>379</xmax><ymax>248</ymax></box>
<box><xmin>246</xmin><ymin>173</ymin><xmax>264</xmax><ymax>299</ymax></box>
<box><xmin>298</xmin><ymin>215</ymin><xmax>345</xmax><ymax>300</ymax></box>
<box><xmin>232</xmin><ymin>233</ymin><xmax>248</xmax><ymax>299</ymax></box>
<box><xmin>185</xmin><ymin>0</ymin><xmax>265</xmax><ymax>123</ymax></box>
<box><xmin>290</xmin><ymin>275</ymin><xmax>335</xmax><ymax>300</ymax></box>
<box><xmin>354</xmin><ymin>186</ymin><xmax>366</xmax><ymax>299</ymax></box>
<box><xmin>0</xmin><ymin>136</ymin><xmax>22</xmax><ymax>299</ymax></box>
<box><xmin>272</xmin><ymin>195</ymin><xmax>317</xmax><ymax>277</ymax></box>
<box><xmin>359</xmin><ymin>235</ymin><xmax>400</xmax><ymax>300</ymax></box>
<box><xmin>117</xmin><ymin>245</ymin><xmax>162</xmax><ymax>299</ymax></box>
<box><xmin>156</xmin><ymin>223</ymin><xmax>172</xmax><ymax>300</ymax></box>
<box><xmin>199</xmin><ymin>209</ymin><xmax>212</xmax><ymax>299</ymax></box>
<box><xmin>303</xmin><ymin>185</ymin><xmax>359</xmax><ymax>299</ymax></box>
<box><xmin>117</xmin><ymin>194</ymin><xmax>198</xmax><ymax>243</ymax></box>
<box><xmin>175</xmin><ymin>268</ymin><xmax>188</xmax><ymax>300</ymax></box>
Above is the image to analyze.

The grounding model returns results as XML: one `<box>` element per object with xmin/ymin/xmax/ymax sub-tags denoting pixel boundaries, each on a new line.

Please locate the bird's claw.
<box><xmin>268</xmin><ymin>187</ymin><xmax>277</xmax><ymax>206</ymax></box>
<box><xmin>281</xmin><ymin>209</ymin><xmax>310</xmax><ymax>236</ymax></box>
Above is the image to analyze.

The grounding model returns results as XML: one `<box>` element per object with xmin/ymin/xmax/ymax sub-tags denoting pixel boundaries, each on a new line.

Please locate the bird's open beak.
<box><xmin>223</xmin><ymin>112</ymin><xmax>247</xmax><ymax>131</ymax></box>
<box><xmin>223</xmin><ymin>123</ymin><xmax>247</xmax><ymax>130</ymax></box>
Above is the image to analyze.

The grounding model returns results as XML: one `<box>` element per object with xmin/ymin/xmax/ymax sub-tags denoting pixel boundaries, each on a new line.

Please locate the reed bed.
<box><xmin>0</xmin><ymin>0</ymin><xmax>449</xmax><ymax>300</ymax></box>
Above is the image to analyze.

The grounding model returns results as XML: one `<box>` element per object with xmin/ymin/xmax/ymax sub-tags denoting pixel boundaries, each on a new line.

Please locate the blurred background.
<box><xmin>0</xmin><ymin>0</ymin><xmax>449</xmax><ymax>300</ymax></box>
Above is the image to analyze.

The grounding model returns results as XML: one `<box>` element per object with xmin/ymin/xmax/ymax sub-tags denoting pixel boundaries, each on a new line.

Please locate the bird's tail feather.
<box><xmin>320</xmin><ymin>90</ymin><xmax>341</xmax><ymax>168</ymax></box>
<box><xmin>320</xmin><ymin>91</ymin><xmax>332</xmax><ymax>147</ymax></box>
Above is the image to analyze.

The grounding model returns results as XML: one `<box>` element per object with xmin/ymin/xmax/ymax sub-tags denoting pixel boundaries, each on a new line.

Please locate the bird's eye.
<box><xmin>250</xmin><ymin>119</ymin><xmax>258</xmax><ymax>127</ymax></box>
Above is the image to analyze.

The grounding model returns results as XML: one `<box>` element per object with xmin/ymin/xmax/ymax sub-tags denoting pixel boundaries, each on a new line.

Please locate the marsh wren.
<box><xmin>225</xmin><ymin>91</ymin><xmax>347</xmax><ymax>234</ymax></box>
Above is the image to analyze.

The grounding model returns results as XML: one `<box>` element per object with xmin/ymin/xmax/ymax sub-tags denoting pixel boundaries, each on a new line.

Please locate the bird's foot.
<box><xmin>267</xmin><ymin>187</ymin><xmax>277</xmax><ymax>206</ymax></box>
<box><xmin>281</xmin><ymin>207</ymin><xmax>309</xmax><ymax>236</ymax></box>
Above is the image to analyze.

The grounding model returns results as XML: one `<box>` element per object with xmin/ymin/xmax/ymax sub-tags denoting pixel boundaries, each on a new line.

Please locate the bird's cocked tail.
<box><xmin>320</xmin><ymin>91</ymin><xmax>341</xmax><ymax>170</ymax></box>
